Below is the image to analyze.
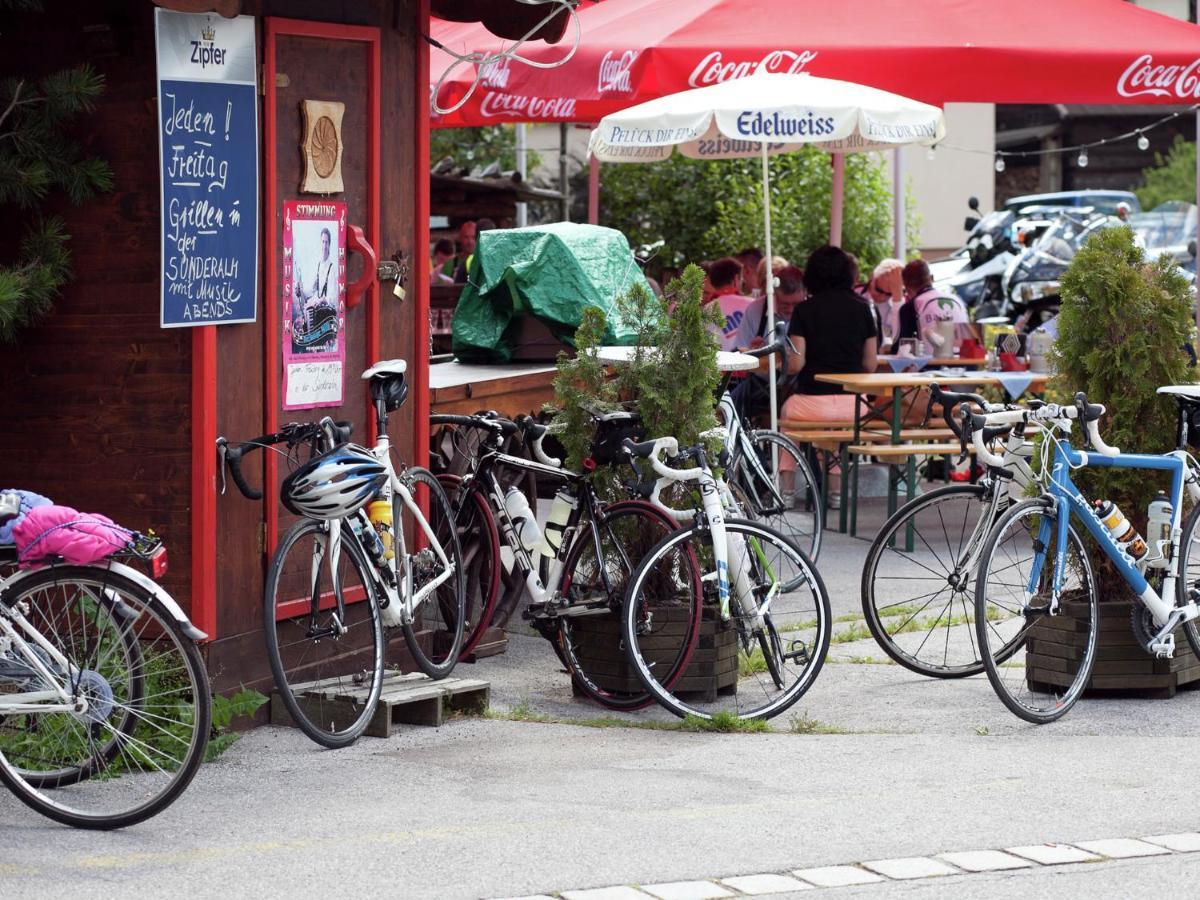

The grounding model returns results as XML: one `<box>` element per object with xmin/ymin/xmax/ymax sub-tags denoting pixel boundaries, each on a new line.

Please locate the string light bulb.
<box><xmin>994</xmin><ymin>155</ymin><xmax>1006</xmax><ymax>173</ymax></box>
<box><xmin>1137</xmin><ymin>133</ymin><xmax>1150</xmax><ymax>151</ymax></box>
<box><xmin>1077</xmin><ymin>148</ymin><xmax>1089</xmax><ymax>168</ymax></box>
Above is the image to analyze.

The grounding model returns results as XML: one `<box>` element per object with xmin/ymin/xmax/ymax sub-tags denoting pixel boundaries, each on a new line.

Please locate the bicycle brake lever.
<box><xmin>216</xmin><ymin>439</ymin><xmax>228</xmax><ymax>496</ymax></box>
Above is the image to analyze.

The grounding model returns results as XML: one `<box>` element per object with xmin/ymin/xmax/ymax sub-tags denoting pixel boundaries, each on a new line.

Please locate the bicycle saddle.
<box><xmin>361</xmin><ymin>359</ymin><xmax>407</xmax><ymax>379</ymax></box>
<box><xmin>1157</xmin><ymin>385</ymin><xmax>1200</xmax><ymax>403</ymax></box>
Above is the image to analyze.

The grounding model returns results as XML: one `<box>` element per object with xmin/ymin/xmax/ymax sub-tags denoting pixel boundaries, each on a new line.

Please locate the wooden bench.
<box><xmin>847</xmin><ymin>442</ymin><xmax>967</xmax><ymax>458</ymax></box>
<box><xmin>844</xmin><ymin>443</ymin><xmax>974</xmax><ymax>536</ymax></box>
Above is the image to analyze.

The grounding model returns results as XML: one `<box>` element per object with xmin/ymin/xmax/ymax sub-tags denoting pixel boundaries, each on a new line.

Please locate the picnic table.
<box><xmin>814</xmin><ymin>371</ymin><xmax>1050</xmax><ymax>534</ymax></box>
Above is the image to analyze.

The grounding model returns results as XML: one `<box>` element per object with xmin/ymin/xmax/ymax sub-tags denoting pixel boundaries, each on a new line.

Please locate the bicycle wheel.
<box><xmin>556</xmin><ymin>500</ymin><xmax>701</xmax><ymax>711</ymax></box>
<box><xmin>861</xmin><ymin>483</ymin><xmax>996</xmax><ymax>678</ymax></box>
<box><xmin>1177</xmin><ymin>505</ymin><xmax>1200</xmax><ymax>658</ymax></box>
<box><xmin>400</xmin><ymin>467</ymin><xmax>466</xmax><ymax>679</ymax></box>
<box><xmin>0</xmin><ymin>565</ymin><xmax>210</xmax><ymax>829</ymax></box>
<box><xmin>733</xmin><ymin>430</ymin><xmax>822</xmax><ymax>561</ymax></box>
<box><xmin>974</xmin><ymin>498</ymin><xmax>1098</xmax><ymax>724</ymax></box>
<box><xmin>625</xmin><ymin>518</ymin><xmax>831</xmax><ymax>721</ymax></box>
<box><xmin>265</xmin><ymin>519</ymin><xmax>383</xmax><ymax>748</ymax></box>
<box><xmin>437</xmin><ymin>473</ymin><xmax>501</xmax><ymax>657</ymax></box>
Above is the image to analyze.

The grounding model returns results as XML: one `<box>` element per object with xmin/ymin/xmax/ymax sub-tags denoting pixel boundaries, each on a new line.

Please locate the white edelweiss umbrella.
<box><xmin>589</xmin><ymin>71</ymin><xmax>946</xmax><ymax>434</ymax></box>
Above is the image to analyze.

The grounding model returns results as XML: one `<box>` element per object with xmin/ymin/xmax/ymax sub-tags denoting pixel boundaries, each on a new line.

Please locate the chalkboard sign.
<box><xmin>155</xmin><ymin>10</ymin><xmax>259</xmax><ymax>328</ymax></box>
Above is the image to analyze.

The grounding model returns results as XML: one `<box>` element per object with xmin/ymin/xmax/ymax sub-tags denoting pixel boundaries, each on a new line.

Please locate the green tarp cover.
<box><xmin>451</xmin><ymin>222</ymin><xmax>649</xmax><ymax>363</ymax></box>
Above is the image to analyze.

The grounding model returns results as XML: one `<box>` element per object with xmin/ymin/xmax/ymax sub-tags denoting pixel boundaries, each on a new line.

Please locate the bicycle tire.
<box><xmin>555</xmin><ymin>500</ymin><xmax>701</xmax><ymax>711</ymax></box>
<box><xmin>734</xmin><ymin>430</ymin><xmax>823</xmax><ymax>562</ymax></box>
<box><xmin>861</xmin><ymin>483</ymin><xmax>993</xmax><ymax>678</ymax></box>
<box><xmin>624</xmin><ymin>518</ymin><xmax>831</xmax><ymax>721</ymax></box>
<box><xmin>974</xmin><ymin>498</ymin><xmax>1098</xmax><ymax>724</ymax></box>
<box><xmin>400</xmin><ymin>467</ymin><xmax>466</xmax><ymax>679</ymax></box>
<box><xmin>436</xmin><ymin>473</ymin><xmax>501</xmax><ymax>657</ymax></box>
<box><xmin>0</xmin><ymin>565</ymin><xmax>210</xmax><ymax>829</ymax></box>
<box><xmin>1177</xmin><ymin>504</ymin><xmax>1200</xmax><ymax>658</ymax></box>
<box><xmin>265</xmin><ymin>519</ymin><xmax>384</xmax><ymax>748</ymax></box>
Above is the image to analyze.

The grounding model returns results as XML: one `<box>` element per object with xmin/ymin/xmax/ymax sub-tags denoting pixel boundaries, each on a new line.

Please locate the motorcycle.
<box><xmin>930</xmin><ymin>197</ymin><xmax>1018</xmax><ymax>313</ymax></box>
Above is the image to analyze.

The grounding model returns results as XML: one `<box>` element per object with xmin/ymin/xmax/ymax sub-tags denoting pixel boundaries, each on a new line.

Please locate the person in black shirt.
<box><xmin>782</xmin><ymin>245</ymin><xmax>877</xmax><ymax>423</ymax></box>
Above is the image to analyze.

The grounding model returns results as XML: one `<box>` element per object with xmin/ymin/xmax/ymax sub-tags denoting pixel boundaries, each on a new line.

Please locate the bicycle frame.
<box><xmin>0</xmin><ymin>602</ymin><xmax>77</xmax><ymax>715</ymax></box>
<box><xmin>1034</xmin><ymin>438</ymin><xmax>1199</xmax><ymax>634</ymax></box>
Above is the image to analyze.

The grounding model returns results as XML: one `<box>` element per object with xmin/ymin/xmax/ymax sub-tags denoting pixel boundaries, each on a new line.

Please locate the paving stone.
<box><xmin>1073</xmin><ymin>838</ymin><xmax>1172</xmax><ymax>859</ymax></box>
<box><xmin>792</xmin><ymin>866</ymin><xmax>884</xmax><ymax>887</ymax></box>
<box><xmin>492</xmin><ymin>896</ymin><xmax>557</xmax><ymax>900</ymax></box>
<box><xmin>640</xmin><ymin>882</ymin><xmax>733</xmax><ymax>900</ymax></box>
<box><xmin>860</xmin><ymin>857</ymin><xmax>960</xmax><ymax>880</ymax></box>
<box><xmin>1143</xmin><ymin>833</ymin><xmax>1200</xmax><ymax>852</ymax></box>
<box><xmin>937</xmin><ymin>850</ymin><xmax>1033</xmax><ymax>872</ymax></box>
<box><xmin>562</xmin><ymin>888</ymin><xmax>654</xmax><ymax>900</ymax></box>
<box><xmin>1005</xmin><ymin>844</ymin><xmax>1103</xmax><ymax>865</ymax></box>
<box><xmin>719</xmin><ymin>873</ymin><xmax>812</xmax><ymax>894</ymax></box>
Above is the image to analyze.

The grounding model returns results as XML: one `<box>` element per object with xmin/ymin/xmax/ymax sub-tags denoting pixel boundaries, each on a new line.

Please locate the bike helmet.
<box><xmin>281</xmin><ymin>444</ymin><xmax>387</xmax><ymax>519</ymax></box>
<box><xmin>370</xmin><ymin>373</ymin><xmax>409</xmax><ymax>413</ymax></box>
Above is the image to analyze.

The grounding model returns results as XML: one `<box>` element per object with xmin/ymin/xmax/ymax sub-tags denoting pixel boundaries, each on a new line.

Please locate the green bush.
<box><xmin>1135</xmin><ymin>135</ymin><xmax>1196</xmax><ymax>211</ymax></box>
<box><xmin>600</xmin><ymin>147</ymin><xmax>919</xmax><ymax>275</ymax></box>
<box><xmin>1051</xmin><ymin>225</ymin><xmax>1195</xmax><ymax>594</ymax></box>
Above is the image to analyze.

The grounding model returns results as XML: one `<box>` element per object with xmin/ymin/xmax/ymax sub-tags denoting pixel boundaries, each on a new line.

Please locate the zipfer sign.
<box><xmin>155</xmin><ymin>9</ymin><xmax>259</xmax><ymax>328</ymax></box>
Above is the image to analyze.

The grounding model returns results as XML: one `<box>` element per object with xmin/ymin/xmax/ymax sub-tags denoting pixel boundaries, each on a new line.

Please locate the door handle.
<box><xmin>345</xmin><ymin>224</ymin><xmax>377</xmax><ymax>309</ymax></box>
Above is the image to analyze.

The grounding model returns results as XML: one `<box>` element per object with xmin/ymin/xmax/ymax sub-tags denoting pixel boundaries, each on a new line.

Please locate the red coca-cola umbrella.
<box><xmin>431</xmin><ymin>0</ymin><xmax>1200</xmax><ymax>127</ymax></box>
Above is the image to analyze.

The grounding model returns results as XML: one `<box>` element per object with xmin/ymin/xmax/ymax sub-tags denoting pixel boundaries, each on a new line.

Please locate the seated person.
<box><xmin>781</xmin><ymin>246</ymin><xmax>877</xmax><ymax>423</ymax></box>
<box><xmin>899</xmin><ymin>258</ymin><xmax>970</xmax><ymax>354</ymax></box>
<box><xmin>702</xmin><ymin>256</ymin><xmax>756</xmax><ymax>352</ymax></box>
<box><xmin>729</xmin><ymin>265</ymin><xmax>806</xmax><ymax>421</ymax></box>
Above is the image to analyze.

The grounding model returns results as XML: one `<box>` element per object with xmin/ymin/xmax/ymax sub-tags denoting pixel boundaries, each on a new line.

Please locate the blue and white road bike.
<box><xmin>968</xmin><ymin>392</ymin><xmax>1200</xmax><ymax>722</ymax></box>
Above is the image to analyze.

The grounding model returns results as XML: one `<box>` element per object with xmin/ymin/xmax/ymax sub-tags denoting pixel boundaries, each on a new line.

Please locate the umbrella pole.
<box><xmin>761</xmin><ymin>141</ymin><xmax>778</xmax><ymax>437</ymax></box>
<box><xmin>830</xmin><ymin>154</ymin><xmax>846</xmax><ymax>247</ymax></box>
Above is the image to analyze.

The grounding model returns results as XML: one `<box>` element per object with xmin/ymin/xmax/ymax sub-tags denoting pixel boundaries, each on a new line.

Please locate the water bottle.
<box><xmin>350</xmin><ymin>513</ymin><xmax>386</xmax><ymax>562</ymax></box>
<box><xmin>367</xmin><ymin>499</ymin><xmax>395</xmax><ymax>561</ymax></box>
<box><xmin>1146</xmin><ymin>493</ymin><xmax>1173</xmax><ymax>568</ymax></box>
<box><xmin>503</xmin><ymin>487</ymin><xmax>542</xmax><ymax>552</ymax></box>
<box><xmin>539</xmin><ymin>488</ymin><xmax>577</xmax><ymax>557</ymax></box>
<box><xmin>1095</xmin><ymin>500</ymin><xmax>1148</xmax><ymax>561</ymax></box>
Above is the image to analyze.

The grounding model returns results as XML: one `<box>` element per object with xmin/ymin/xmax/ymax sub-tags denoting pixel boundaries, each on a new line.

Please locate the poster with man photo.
<box><xmin>282</xmin><ymin>200</ymin><xmax>346</xmax><ymax>409</ymax></box>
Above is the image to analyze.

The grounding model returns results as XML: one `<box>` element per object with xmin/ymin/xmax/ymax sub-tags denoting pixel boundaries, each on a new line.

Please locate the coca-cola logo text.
<box><xmin>480</xmin><ymin>91</ymin><xmax>577</xmax><ymax>120</ymax></box>
<box><xmin>688</xmin><ymin>49</ymin><xmax>819</xmax><ymax>88</ymax></box>
<box><xmin>480</xmin><ymin>56</ymin><xmax>512</xmax><ymax>90</ymax></box>
<box><xmin>1117</xmin><ymin>54</ymin><xmax>1200</xmax><ymax>99</ymax></box>
<box><xmin>598</xmin><ymin>50</ymin><xmax>638</xmax><ymax>94</ymax></box>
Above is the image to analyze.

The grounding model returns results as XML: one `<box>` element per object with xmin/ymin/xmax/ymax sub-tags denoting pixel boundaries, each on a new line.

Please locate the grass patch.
<box><xmin>974</xmin><ymin>725</ymin><xmax>990</xmax><ymax>736</ymax></box>
<box><xmin>484</xmin><ymin>698</ymin><xmax>554</xmax><ymax>723</ymax></box>
<box><xmin>827</xmin><ymin>654</ymin><xmax>896</xmax><ymax>665</ymax></box>
<box><xmin>831</xmin><ymin>622</ymin><xmax>874</xmax><ymax>644</ymax></box>
<box><xmin>680</xmin><ymin>711</ymin><xmax>770</xmax><ymax>733</ymax></box>
<box><xmin>207</xmin><ymin>688</ymin><xmax>269</xmax><ymax>761</ymax></box>
<box><xmin>788</xmin><ymin>711</ymin><xmax>849</xmax><ymax>735</ymax></box>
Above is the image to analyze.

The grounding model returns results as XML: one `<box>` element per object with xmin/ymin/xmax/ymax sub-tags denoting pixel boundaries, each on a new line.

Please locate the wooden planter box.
<box><xmin>1027</xmin><ymin>598</ymin><xmax>1200</xmax><ymax>698</ymax></box>
<box><xmin>569</xmin><ymin>607</ymin><xmax>738</xmax><ymax>702</ymax></box>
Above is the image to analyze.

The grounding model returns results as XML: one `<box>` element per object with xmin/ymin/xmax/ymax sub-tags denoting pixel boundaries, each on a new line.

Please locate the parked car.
<box><xmin>1130</xmin><ymin>204</ymin><xmax>1197</xmax><ymax>267</ymax></box>
<box><xmin>1003</xmin><ymin>189</ymin><xmax>1142</xmax><ymax>217</ymax></box>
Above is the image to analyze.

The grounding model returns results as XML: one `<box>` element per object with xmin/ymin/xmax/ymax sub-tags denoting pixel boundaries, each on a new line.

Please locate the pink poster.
<box><xmin>282</xmin><ymin>200</ymin><xmax>347</xmax><ymax>410</ymax></box>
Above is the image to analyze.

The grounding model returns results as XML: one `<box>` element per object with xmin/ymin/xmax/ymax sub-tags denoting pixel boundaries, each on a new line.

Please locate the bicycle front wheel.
<box><xmin>400</xmin><ymin>468</ymin><xmax>466</xmax><ymax>679</ymax></box>
<box><xmin>0</xmin><ymin>565</ymin><xmax>210</xmax><ymax>829</ymax></box>
<box><xmin>556</xmin><ymin>500</ymin><xmax>701</xmax><ymax>711</ymax></box>
<box><xmin>265</xmin><ymin>520</ymin><xmax>384</xmax><ymax>748</ymax></box>
<box><xmin>624</xmin><ymin>519</ymin><xmax>831</xmax><ymax>721</ymax></box>
<box><xmin>734</xmin><ymin>430</ymin><xmax>822</xmax><ymax>561</ymax></box>
<box><xmin>1175</xmin><ymin>505</ymin><xmax>1200</xmax><ymax>659</ymax></box>
<box><xmin>862</xmin><ymin>483</ymin><xmax>994</xmax><ymax>678</ymax></box>
<box><xmin>974</xmin><ymin>499</ymin><xmax>1097</xmax><ymax>724</ymax></box>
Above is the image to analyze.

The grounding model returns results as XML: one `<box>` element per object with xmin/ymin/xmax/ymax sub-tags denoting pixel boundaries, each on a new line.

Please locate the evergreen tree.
<box><xmin>0</xmin><ymin>57</ymin><xmax>111</xmax><ymax>341</ymax></box>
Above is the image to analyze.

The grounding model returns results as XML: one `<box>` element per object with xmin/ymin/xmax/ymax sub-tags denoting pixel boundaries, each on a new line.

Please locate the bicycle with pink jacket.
<box><xmin>0</xmin><ymin>489</ymin><xmax>210</xmax><ymax>829</ymax></box>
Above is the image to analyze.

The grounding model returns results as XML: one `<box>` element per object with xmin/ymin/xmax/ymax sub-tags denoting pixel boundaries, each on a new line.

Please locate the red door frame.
<box><xmin>262</xmin><ymin>18</ymin><xmax>382</xmax><ymax>561</ymax></box>
<box><xmin>414</xmin><ymin>0</ymin><xmax>431</xmax><ymax>474</ymax></box>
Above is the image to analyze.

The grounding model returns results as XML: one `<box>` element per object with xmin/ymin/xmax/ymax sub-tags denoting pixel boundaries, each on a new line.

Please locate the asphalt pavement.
<box><xmin>4</xmin><ymin>521</ymin><xmax>1200</xmax><ymax>898</ymax></box>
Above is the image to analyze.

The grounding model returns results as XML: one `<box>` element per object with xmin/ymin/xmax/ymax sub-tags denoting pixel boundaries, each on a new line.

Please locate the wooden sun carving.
<box><xmin>300</xmin><ymin>100</ymin><xmax>344</xmax><ymax>193</ymax></box>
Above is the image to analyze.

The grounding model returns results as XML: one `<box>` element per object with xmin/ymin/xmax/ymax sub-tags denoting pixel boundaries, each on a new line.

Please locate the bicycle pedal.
<box><xmin>1151</xmin><ymin>635</ymin><xmax>1176</xmax><ymax>659</ymax></box>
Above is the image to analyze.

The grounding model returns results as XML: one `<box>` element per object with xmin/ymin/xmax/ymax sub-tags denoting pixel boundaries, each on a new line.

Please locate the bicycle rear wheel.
<box><xmin>400</xmin><ymin>468</ymin><xmax>466</xmax><ymax>679</ymax></box>
<box><xmin>974</xmin><ymin>499</ymin><xmax>1097</xmax><ymax>724</ymax></box>
<box><xmin>436</xmin><ymin>473</ymin><xmax>500</xmax><ymax>656</ymax></box>
<box><xmin>861</xmin><ymin>483</ymin><xmax>994</xmax><ymax>678</ymax></box>
<box><xmin>265</xmin><ymin>520</ymin><xmax>383</xmax><ymax>748</ymax></box>
<box><xmin>734</xmin><ymin>430</ymin><xmax>822</xmax><ymax>561</ymax></box>
<box><xmin>624</xmin><ymin>519</ymin><xmax>831</xmax><ymax>721</ymax></box>
<box><xmin>556</xmin><ymin>500</ymin><xmax>701</xmax><ymax>711</ymax></box>
<box><xmin>1175</xmin><ymin>505</ymin><xmax>1200</xmax><ymax>659</ymax></box>
<box><xmin>0</xmin><ymin>565</ymin><xmax>210</xmax><ymax>829</ymax></box>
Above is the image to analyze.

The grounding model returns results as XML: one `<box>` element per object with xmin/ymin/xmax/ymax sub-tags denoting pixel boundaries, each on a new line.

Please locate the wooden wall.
<box><xmin>0</xmin><ymin>2</ymin><xmax>193</xmax><ymax>604</ymax></box>
<box><xmin>1</xmin><ymin>0</ymin><xmax>423</xmax><ymax>693</ymax></box>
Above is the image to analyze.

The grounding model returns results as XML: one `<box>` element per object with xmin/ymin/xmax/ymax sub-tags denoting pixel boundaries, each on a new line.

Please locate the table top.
<box><xmin>815</xmin><ymin>371</ymin><xmax>1050</xmax><ymax>391</ymax></box>
<box><xmin>596</xmin><ymin>346</ymin><xmax>759</xmax><ymax>373</ymax></box>
<box><xmin>429</xmin><ymin>360</ymin><xmax>558</xmax><ymax>390</ymax></box>
<box><xmin>878</xmin><ymin>355</ymin><xmax>987</xmax><ymax>369</ymax></box>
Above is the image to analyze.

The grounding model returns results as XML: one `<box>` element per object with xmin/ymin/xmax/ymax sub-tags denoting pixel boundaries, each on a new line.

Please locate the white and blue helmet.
<box><xmin>281</xmin><ymin>444</ymin><xmax>387</xmax><ymax>519</ymax></box>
